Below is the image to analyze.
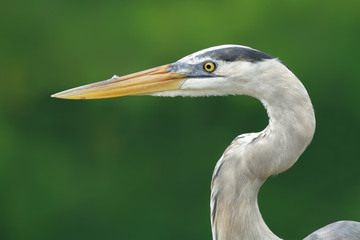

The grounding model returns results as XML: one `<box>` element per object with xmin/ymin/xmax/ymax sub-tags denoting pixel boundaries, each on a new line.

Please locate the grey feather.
<box><xmin>304</xmin><ymin>221</ymin><xmax>360</xmax><ymax>240</ymax></box>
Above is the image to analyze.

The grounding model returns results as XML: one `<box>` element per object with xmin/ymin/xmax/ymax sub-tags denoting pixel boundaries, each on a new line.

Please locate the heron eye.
<box><xmin>203</xmin><ymin>61</ymin><xmax>216</xmax><ymax>73</ymax></box>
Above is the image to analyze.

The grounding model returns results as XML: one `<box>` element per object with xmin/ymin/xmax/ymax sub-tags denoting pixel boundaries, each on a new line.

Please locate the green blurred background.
<box><xmin>1</xmin><ymin>0</ymin><xmax>360</xmax><ymax>239</ymax></box>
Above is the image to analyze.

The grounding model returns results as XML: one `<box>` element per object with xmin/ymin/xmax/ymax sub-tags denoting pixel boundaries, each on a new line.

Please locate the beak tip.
<box><xmin>51</xmin><ymin>92</ymin><xmax>70</xmax><ymax>99</ymax></box>
<box><xmin>51</xmin><ymin>91</ymin><xmax>88</xmax><ymax>100</ymax></box>
<box><xmin>51</xmin><ymin>92</ymin><xmax>64</xmax><ymax>99</ymax></box>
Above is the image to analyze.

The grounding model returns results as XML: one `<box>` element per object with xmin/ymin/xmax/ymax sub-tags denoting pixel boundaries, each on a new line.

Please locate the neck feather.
<box><xmin>210</xmin><ymin>65</ymin><xmax>315</xmax><ymax>240</ymax></box>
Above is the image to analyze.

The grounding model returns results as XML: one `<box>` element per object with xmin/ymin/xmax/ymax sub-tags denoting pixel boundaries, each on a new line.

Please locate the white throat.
<box><xmin>210</xmin><ymin>61</ymin><xmax>316</xmax><ymax>240</ymax></box>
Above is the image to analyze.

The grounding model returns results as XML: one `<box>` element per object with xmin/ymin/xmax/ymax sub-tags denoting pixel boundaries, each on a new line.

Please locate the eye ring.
<box><xmin>203</xmin><ymin>61</ymin><xmax>216</xmax><ymax>73</ymax></box>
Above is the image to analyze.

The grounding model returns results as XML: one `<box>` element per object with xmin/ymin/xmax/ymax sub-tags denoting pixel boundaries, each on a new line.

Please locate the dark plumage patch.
<box><xmin>213</xmin><ymin>160</ymin><xmax>225</xmax><ymax>180</ymax></box>
<box><xmin>212</xmin><ymin>193</ymin><xmax>219</xmax><ymax>226</ymax></box>
<box><xmin>198</xmin><ymin>46</ymin><xmax>275</xmax><ymax>63</ymax></box>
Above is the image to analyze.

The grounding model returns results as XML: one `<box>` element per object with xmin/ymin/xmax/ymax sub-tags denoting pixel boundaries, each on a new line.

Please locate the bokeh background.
<box><xmin>1</xmin><ymin>0</ymin><xmax>360</xmax><ymax>239</ymax></box>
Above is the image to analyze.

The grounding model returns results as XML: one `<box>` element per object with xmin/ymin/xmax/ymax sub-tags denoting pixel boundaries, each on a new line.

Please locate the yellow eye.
<box><xmin>203</xmin><ymin>61</ymin><xmax>216</xmax><ymax>72</ymax></box>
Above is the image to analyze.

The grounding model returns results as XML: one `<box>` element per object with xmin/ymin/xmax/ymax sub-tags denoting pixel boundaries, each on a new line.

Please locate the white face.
<box><xmin>177</xmin><ymin>60</ymin><xmax>255</xmax><ymax>97</ymax></box>
<box><xmin>150</xmin><ymin>45</ymin><xmax>280</xmax><ymax>98</ymax></box>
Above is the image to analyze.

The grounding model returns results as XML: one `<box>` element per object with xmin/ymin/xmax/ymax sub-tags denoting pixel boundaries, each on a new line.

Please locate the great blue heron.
<box><xmin>52</xmin><ymin>45</ymin><xmax>360</xmax><ymax>239</ymax></box>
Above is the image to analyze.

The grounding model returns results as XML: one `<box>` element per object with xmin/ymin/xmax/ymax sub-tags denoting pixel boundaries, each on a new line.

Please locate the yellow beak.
<box><xmin>51</xmin><ymin>64</ymin><xmax>187</xmax><ymax>100</ymax></box>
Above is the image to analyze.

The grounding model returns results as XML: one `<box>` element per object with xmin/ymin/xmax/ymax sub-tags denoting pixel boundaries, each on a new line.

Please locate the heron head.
<box><xmin>51</xmin><ymin>45</ymin><xmax>277</xmax><ymax>99</ymax></box>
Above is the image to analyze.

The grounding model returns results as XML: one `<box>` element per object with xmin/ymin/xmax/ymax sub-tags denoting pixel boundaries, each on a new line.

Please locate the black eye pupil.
<box><xmin>206</xmin><ymin>65</ymin><xmax>211</xmax><ymax>69</ymax></box>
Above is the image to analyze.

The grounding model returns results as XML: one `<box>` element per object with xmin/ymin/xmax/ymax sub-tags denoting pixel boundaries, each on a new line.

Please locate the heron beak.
<box><xmin>51</xmin><ymin>64</ymin><xmax>186</xmax><ymax>99</ymax></box>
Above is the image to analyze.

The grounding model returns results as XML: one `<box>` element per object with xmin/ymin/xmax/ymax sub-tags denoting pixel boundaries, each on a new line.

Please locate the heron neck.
<box><xmin>259</xmin><ymin>71</ymin><xmax>316</xmax><ymax>176</ymax></box>
<box><xmin>211</xmin><ymin>70</ymin><xmax>315</xmax><ymax>240</ymax></box>
<box><xmin>211</xmin><ymin>176</ymin><xmax>280</xmax><ymax>240</ymax></box>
